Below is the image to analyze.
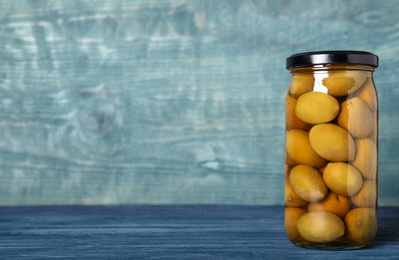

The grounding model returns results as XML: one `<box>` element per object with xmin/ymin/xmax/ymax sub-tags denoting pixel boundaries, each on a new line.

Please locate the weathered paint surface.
<box><xmin>1</xmin><ymin>205</ymin><xmax>398</xmax><ymax>258</ymax></box>
<box><xmin>0</xmin><ymin>0</ymin><xmax>398</xmax><ymax>205</ymax></box>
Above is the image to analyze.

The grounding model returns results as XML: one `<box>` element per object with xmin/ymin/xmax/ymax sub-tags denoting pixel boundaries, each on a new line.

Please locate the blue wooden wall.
<box><xmin>0</xmin><ymin>0</ymin><xmax>398</xmax><ymax>206</ymax></box>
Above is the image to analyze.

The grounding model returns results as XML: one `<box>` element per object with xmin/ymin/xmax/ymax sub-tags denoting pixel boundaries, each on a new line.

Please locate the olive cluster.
<box><xmin>285</xmin><ymin>70</ymin><xmax>378</xmax><ymax>247</ymax></box>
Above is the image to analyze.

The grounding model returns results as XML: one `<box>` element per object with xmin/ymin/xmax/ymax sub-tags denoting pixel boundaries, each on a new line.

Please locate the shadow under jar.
<box><xmin>284</xmin><ymin>51</ymin><xmax>379</xmax><ymax>250</ymax></box>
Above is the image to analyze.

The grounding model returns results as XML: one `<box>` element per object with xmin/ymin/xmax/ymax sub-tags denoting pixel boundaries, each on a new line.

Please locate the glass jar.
<box><xmin>284</xmin><ymin>51</ymin><xmax>379</xmax><ymax>250</ymax></box>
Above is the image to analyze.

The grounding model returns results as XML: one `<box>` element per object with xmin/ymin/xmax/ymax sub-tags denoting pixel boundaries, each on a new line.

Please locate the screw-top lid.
<box><xmin>286</xmin><ymin>50</ymin><xmax>379</xmax><ymax>70</ymax></box>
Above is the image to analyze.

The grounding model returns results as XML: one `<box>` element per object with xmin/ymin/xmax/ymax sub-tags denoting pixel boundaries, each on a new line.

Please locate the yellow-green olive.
<box><xmin>289</xmin><ymin>165</ymin><xmax>328</xmax><ymax>202</ymax></box>
<box><xmin>309</xmin><ymin>124</ymin><xmax>356</xmax><ymax>162</ymax></box>
<box><xmin>295</xmin><ymin>92</ymin><xmax>339</xmax><ymax>124</ymax></box>
<box><xmin>286</xmin><ymin>129</ymin><xmax>326</xmax><ymax>168</ymax></box>
<box><xmin>297</xmin><ymin>211</ymin><xmax>345</xmax><ymax>243</ymax></box>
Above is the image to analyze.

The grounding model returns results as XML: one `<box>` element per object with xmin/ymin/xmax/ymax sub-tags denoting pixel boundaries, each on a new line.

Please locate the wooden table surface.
<box><xmin>1</xmin><ymin>205</ymin><xmax>398</xmax><ymax>259</ymax></box>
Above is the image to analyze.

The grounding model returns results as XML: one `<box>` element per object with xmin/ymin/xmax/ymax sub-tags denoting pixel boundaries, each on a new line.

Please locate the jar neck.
<box><xmin>289</xmin><ymin>64</ymin><xmax>375</xmax><ymax>74</ymax></box>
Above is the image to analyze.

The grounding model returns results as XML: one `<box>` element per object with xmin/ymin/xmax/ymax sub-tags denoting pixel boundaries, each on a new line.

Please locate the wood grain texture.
<box><xmin>1</xmin><ymin>205</ymin><xmax>399</xmax><ymax>259</ymax></box>
<box><xmin>0</xmin><ymin>0</ymin><xmax>398</xmax><ymax>205</ymax></box>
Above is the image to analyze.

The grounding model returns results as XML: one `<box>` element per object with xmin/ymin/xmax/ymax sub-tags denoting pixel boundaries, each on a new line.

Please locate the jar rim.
<box><xmin>286</xmin><ymin>50</ymin><xmax>378</xmax><ymax>70</ymax></box>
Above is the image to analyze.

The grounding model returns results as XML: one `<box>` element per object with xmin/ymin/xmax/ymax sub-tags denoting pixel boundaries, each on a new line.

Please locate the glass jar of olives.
<box><xmin>284</xmin><ymin>51</ymin><xmax>379</xmax><ymax>250</ymax></box>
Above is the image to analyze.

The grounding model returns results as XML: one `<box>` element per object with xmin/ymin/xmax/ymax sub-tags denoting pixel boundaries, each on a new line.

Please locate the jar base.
<box><xmin>292</xmin><ymin>242</ymin><xmax>370</xmax><ymax>251</ymax></box>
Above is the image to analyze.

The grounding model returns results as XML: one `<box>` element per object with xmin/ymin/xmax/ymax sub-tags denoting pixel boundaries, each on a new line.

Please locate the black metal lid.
<box><xmin>286</xmin><ymin>50</ymin><xmax>379</xmax><ymax>70</ymax></box>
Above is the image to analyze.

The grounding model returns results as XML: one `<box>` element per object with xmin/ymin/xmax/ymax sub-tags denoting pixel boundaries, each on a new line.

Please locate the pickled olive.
<box><xmin>289</xmin><ymin>74</ymin><xmax>315</xmax><ymax>98</ymax></box>
<box><xmin>352</xmin><ymin>180</ymin><xmax>377</xmax><ymax>207</ymax></box>
<box><xmin>297</xmin><ymin>211</ymin><xmax>345</xmax><ymax>243</ymax></box>
<box><xmin>308</xmin><ymin>192</ymin><xmax>351</xmax><ymax>218</ymax></box>
<box><xmin>344</xmin><ymin>208</ymin><xmax>377</xmax><ymax>244</ymax></box>
<box><xmin>286</xmin><ymin>129</ymin><xmax>326</xmax><ymax>168</ymax></box>
<box><xmin>369</xmin><ymin>112</ymin><xmax>378</xmax><ymax>142</ymax></box>
<box><xmin>351</xmin><ymin>138</ymin><xmax>377</xmax><ymax>179</ymax></box>
<box><xmin>322</xmin><ymin>70</ymin><xmax>367</xmax><ymax>96</ymax></box>
<box><xmin>295</xmin><ymin>92</ymin><xmax>340</xmax><ymax>124</ymax></box>
<box><xmin>285</xmin><ymin>177</ymin><xmax>308</xmax><ymax>207</ymax></box>
<box><xmin>338</xmin><ymin>97</ymin><xmax>373</xmax><ymax>139</ymax></box>
<box><xmin>323</xmin><ymin>162</ymin><xmax>363</xmax><ymax>197</ymax></box>
<box><xmin>309</xmin><ymin>124</ymin><xmax>356</xmax><ymax>162</ymax></box>
<box><xmin>286</xmin><ymin>94</ymin><xmax>313</xmax><ymax>131</ymax></box>
<box><xmin>289</xmin><ymin>165</ymin><xmax>328</xmax><ymax>202</ymax></box>
<box><xmin>285</xmin><ymin>207</ymin><xmax>307</xmax><ymax>241</ymax></box>
<box><xmin>355</xmin><ymin>78</ymin><xmax>377</xmax><ymax>111</ymax></box>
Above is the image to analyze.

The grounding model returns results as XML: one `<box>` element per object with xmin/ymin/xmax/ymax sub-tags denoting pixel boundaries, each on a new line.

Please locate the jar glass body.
<box><xmin>284</xmin><ymin>64</ymin><xmax>378</xmax><ymax>250</ymax></box>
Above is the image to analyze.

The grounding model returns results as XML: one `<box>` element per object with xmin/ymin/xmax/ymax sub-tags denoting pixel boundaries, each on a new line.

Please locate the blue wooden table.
<box><xmin>1</xmin><ymin>205</ymin><xmax>398</xmax><ymax>259</ymax></box>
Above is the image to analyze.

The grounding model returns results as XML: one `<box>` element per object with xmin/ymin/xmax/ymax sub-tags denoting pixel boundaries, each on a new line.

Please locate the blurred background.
<box><xmin>0</xmin><ymin>0</ymin><xmax>398</xmax><ymax>206</ymax></box>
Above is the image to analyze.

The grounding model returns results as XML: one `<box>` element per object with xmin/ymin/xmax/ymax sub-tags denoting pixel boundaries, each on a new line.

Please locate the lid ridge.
<box><xmin>286</xmin><ymin>50</ymin><xmax>378</xmax><ymax>70</ymax></box>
